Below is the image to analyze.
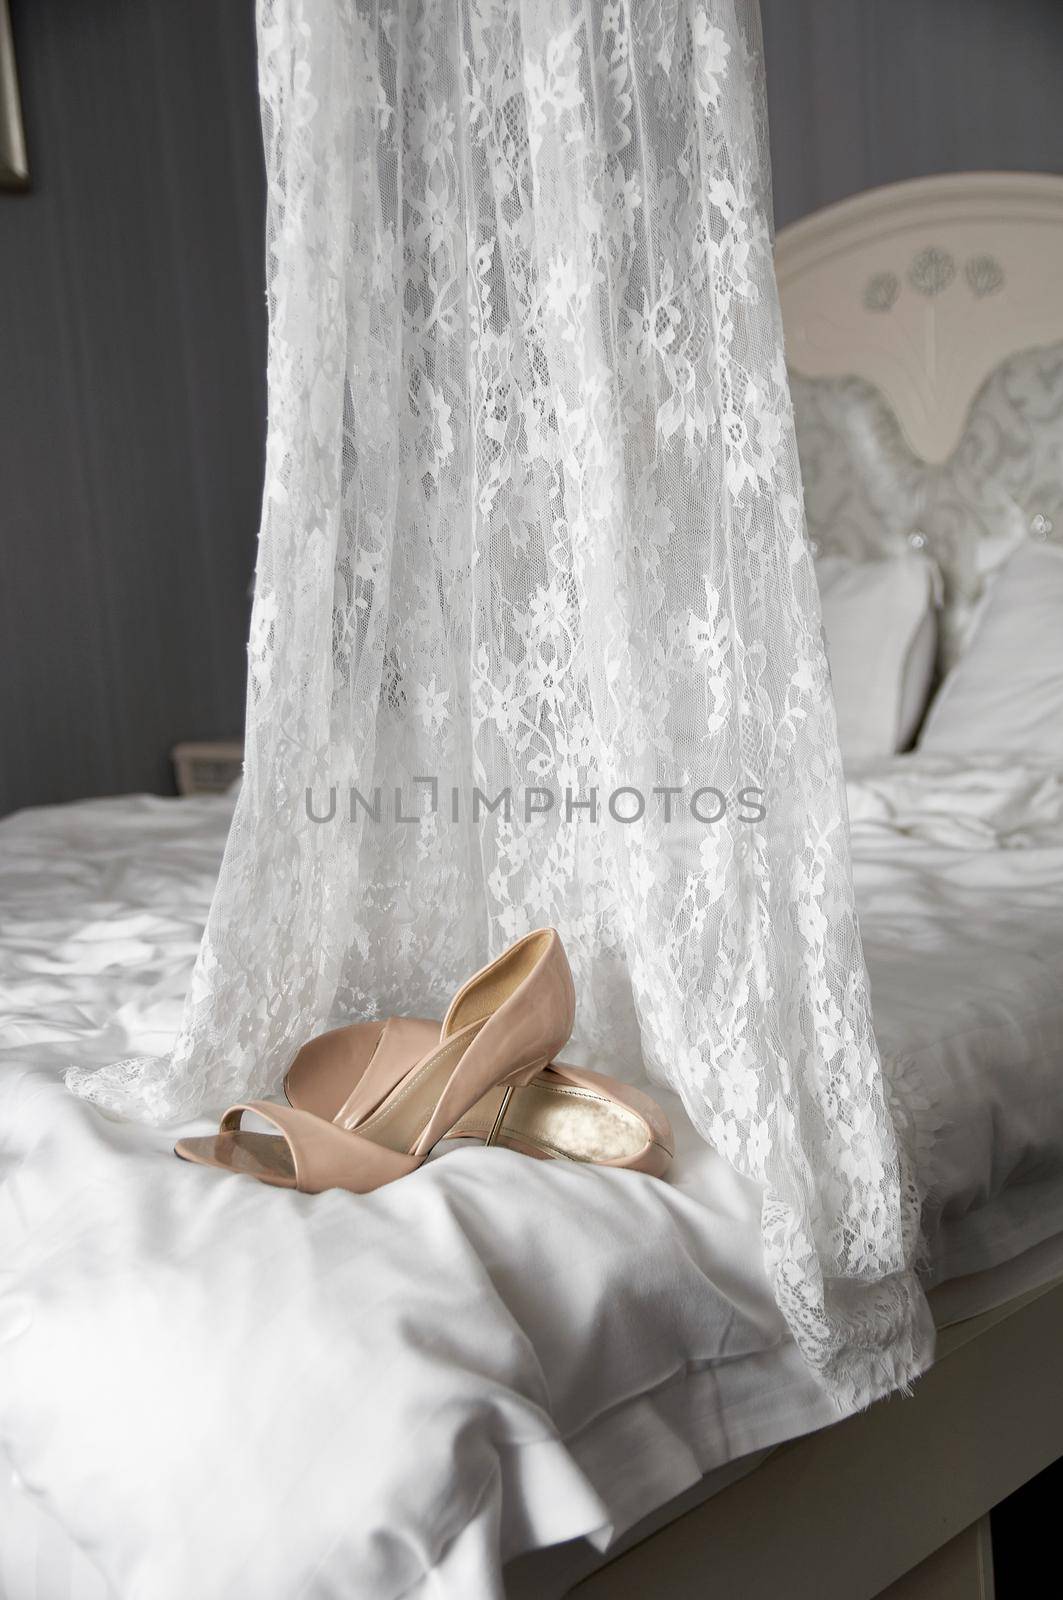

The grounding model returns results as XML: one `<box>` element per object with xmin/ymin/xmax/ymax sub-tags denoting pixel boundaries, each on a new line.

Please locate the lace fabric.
<box><xmin>69</xmin><ymin>0</ymin><xmax>929</xmax><ymax>1403</ymax></box>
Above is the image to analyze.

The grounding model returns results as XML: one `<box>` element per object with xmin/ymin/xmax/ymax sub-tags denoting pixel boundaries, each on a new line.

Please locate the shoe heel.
<box><xmin>484</xmin><ymin>1057</ymin><xmax>547</xmax><ymax>1148</ymax></box>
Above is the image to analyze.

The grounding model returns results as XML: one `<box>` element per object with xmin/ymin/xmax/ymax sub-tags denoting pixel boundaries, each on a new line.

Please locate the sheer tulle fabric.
<box><xmin>69</xmin><ymin>0</ymin><xmax>929</xmax><ymax>1402</ymax></box>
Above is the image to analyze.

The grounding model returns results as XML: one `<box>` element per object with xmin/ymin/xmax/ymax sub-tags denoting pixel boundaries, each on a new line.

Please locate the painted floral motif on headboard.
<box><xmin>862</xmin><ymin>248</ymin><xmax>1005</xmax><ymax>313</ymax></box>
<box><xmin>792</xmin><ymin>341</ymin><xmax>1063</xmax><ymax>666</ymax></box>
<box><xmin>965</xmin><ymin>254</ymin><xmax>1006</xmax><ymax>297</ymax></box>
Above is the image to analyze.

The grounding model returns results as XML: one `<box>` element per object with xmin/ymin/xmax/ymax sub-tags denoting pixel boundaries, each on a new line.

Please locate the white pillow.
<box><xmin>816</xmin><ymin>553</ymin><xmax>940</xmax><ymax>768</ymax></box>
<box><xmin>919</xmin><ymin>541</ymin><xmax>1063</xmax><ymax>759</ymax></box>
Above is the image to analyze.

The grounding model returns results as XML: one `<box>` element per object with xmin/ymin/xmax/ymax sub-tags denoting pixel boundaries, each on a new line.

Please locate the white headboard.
<box><xmin>775</xmin><ymin>172</ymin><xmax>1063</xmax><ymax>464</ymax></box>
<box><xmin>775</xmin><ymin>173</ymin><xmax>1063</xmax><ymax>664</ymax></box>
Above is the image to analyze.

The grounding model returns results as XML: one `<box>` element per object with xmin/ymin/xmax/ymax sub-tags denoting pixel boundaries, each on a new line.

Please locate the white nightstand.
<box><xmin>171</xmin><ymin>740</ymin><xmax>244</xmax><ymax>796</ymax></box>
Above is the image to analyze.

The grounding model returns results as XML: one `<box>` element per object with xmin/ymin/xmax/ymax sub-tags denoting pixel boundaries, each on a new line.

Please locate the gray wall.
<box><xmin>0</xmin><ymin>0</ymin><xmax>265</xmax><ymax>815</ymax></box>
<box><xmin>761</xmin><ymin>0</ymin><xmax>1063</xmax><ymax>231</ymax></box>
<box><xmin>2</xmin><ymin>0</ymin><xmax>1062</xmax><ymax>814</ymax></box>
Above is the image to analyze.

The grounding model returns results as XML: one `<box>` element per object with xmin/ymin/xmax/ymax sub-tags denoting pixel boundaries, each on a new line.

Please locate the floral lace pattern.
<box><xmin>69</xmin><ymin>0</ymin><xmax>928</xmax><ymax>1403</ymax></box>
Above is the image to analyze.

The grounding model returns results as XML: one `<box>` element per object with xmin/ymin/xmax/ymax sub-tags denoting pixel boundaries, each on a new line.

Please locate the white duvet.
<box><xmin>849</xmin><ymin>757</ymin><xmax>1063</xmax><ymax>1278</ymax></box>
<box><xmin>2</xmin><ymin>756</ymin><xmax>1063</xmax><ymax>1598</ymax></box>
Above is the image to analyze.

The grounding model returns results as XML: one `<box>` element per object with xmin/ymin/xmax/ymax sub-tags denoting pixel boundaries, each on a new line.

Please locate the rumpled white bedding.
<box><xmin>0</xmin><ymin>799</ymin><xmax>841</xmax><ymax>1600</ymax></box>
<box><xmin>849</xmin><ymin>756</ymin><xmax>1063</xmax><ymax>1278</ymax></box>
<box><xmin>2</xmin><ymin>755</ymin><xmax>1063</xmax><ymax>1599</ymax></box>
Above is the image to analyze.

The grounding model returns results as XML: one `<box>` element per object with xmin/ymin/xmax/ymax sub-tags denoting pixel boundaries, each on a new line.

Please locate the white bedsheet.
<box><xmin>850</xmin><ymin>756</ymin><xmax>1063</xmax><ymax>1279</ymax></box>
<box><xmin>0</xmin><ymin>799</ymin><xmax>842</xmax><ymax>1600</ymax></box>
<box><xmin>2</xmin><ymin>756</ymin><xmax>1062</xmax><ymax>1599</ymax></box>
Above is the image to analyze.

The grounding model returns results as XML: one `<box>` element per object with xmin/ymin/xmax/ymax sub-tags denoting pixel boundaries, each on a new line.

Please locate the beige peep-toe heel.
<box><xmin>283</xmin><ymin>1009</ymin><xmax>674</xmax><ymax>1179</ymax></box>
<box><xmin>174</xmin><ymin>928</ymin><xmax>576</xmax><ymax>1193</ymax></box>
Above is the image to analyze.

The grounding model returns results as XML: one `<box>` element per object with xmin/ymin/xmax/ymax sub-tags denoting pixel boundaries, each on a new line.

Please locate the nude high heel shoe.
<box><xmin>174</xmin><ymin>928</ymin><xmax>577</xmax><ymax>1194</ymax></box>
<box><xmin>283</xmin><ymin>1016</ymin><xmax>674</xmax><ymax>1179</ymax></box>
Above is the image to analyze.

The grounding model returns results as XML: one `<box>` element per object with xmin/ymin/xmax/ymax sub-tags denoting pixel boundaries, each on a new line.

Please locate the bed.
<box><xmin>2</xmin><ymin>171</ymin><xmax>1063</xmax><ymax>1599</ymax></box>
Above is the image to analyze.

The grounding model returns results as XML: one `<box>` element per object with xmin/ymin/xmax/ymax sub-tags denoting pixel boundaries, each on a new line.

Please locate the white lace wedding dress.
<box><xmin>70</xmin><ymin>0</ymin><xmax>930</xmax><ymax>1404</ymax></box>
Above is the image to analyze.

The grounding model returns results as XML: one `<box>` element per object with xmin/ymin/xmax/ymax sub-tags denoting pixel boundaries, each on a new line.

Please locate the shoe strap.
<box><xmin>221</xmin><ymin>1101</ymin><xmax>419</xmax><ymax>1194</ymax></box>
